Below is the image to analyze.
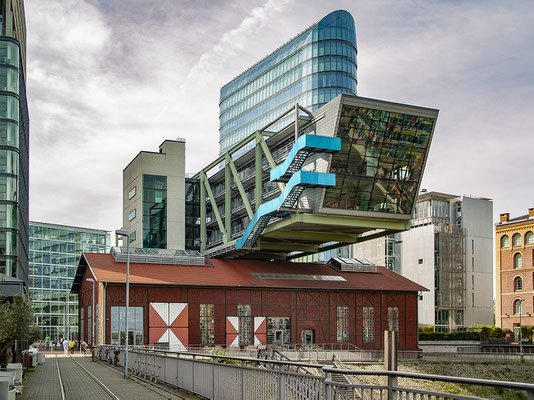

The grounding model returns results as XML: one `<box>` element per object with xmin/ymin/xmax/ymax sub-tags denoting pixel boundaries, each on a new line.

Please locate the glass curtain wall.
<box><xmin>0</xmin><ymin>38</ymin><xmax>28</xmax><ymax>284</ymax></box>
<box><xmin>219</xmin><ymin>10</ymin><xmax>357</xmax><ymax>154</ymax></box>
<box><xmin>29</xmin><ymin>222</ymin><xmax>110</xmax><ymax>340</ymax></box>
<box><xmin>143</xmin><ymin>175</ymin><xmax>167</xmax><ymax>248</ymax></box>
<box><xmin>324</xmin><ymin>104</ymin><xmax>435</xmax><ymax>214</ymax></box>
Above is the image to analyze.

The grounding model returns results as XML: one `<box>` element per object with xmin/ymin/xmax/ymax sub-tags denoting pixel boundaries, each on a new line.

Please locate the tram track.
<box><xmin>55</xmin><ymin>354</ymin><xmax>119</xmax><ymax>399</ymax></box>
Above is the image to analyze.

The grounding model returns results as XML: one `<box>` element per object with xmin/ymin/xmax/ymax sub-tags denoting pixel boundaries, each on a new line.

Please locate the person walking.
<box><xmin>80</xmin><ymin>340</ymin><xmax>88</xmax><ymax>355</ymax></box>
<box><xmin>69</xmin><ymin>339</ymin><xmax>75</xmax><ymax>354</ymax></box>
<box><xmin>63</xmin><ymin>338</ymin><xmax>69</xmax><ymax>355</ymax></box>
<box><xmin>45</xmin><ymin>335</ymin><xmax>50</xmax><ymax>350</ymax></box>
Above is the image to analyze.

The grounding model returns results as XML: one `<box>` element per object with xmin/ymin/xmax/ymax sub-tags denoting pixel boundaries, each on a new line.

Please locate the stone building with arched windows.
<box><xmin>496</xmin><ymin>208</ymin><xmax>534</xmax><ymax>334</ymax></box>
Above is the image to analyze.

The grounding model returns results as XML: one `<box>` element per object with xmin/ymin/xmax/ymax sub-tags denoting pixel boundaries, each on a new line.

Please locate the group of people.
<box><xmin>42</xmin><ymin>336</ymin><xmax>89</xmax><ymax>354</ymax></box>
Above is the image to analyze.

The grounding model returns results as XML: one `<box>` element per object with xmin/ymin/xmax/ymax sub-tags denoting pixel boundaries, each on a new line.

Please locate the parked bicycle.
<box><xmin>113</xmin><ymin>347</ymin><xmax>120</xmax><ymax>367</ymax></box>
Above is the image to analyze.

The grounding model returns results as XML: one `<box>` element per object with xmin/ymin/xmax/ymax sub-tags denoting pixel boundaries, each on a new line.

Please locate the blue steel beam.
<box><xmin>236</xmin><ymin>170</ymin><xmax>335</xmax><ymax>250</ymax></box>
<box><xmin>270</xmin><ymin>134</ymin><xmax>341</xmax><ymax>183</ymax></box>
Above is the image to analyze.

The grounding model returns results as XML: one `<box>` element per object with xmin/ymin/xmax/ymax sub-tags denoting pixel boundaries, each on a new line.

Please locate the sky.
<box><xmin>25</xmin><ymin>0</ymin><xmax>534</xmax><ymax>233</ymax></box>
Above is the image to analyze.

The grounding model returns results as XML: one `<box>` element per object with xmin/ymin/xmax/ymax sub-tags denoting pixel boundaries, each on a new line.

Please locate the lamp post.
<box><xmin>86</xmin><ymin>278</ymin><xmax>95</xmax><ymax>347</ymax></box>
<box><xmin>518</xmin><ymin>299</ymin><xmax>524</xmax><ymax>360</ymax></box>
<box><xmin>115</xmin><ymin>229</ymin><xmax>130</xmax><ymax>379</ymax></box>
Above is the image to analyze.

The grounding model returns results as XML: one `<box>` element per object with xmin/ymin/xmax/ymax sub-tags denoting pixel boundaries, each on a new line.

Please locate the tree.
<box><xmin>0</xmin><ymin>297</ymin><xmax>41</xmax><ymax>367</ymax></box>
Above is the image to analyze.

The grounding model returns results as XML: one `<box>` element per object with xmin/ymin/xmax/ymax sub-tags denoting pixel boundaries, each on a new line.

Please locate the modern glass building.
<box><xmin>0</xmin><ymin>1</ymin><xmax>29</xmax><ymax>286</ymax></box>
<box><xmin>219</xmin><ymin>9</ymin><xmax>357</xmax><ymax>154</ymax></box>
<box><xmin>29</xmin><ymin>221</ymin><xmax>110</xmax><ymax>339</ymax></box>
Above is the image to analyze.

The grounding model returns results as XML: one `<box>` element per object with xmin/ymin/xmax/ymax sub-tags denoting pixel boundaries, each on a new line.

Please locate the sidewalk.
<box><xmin>20</xmin><ymin>354</ymin><xmax>188</xmax><ymax>399</ymax></box>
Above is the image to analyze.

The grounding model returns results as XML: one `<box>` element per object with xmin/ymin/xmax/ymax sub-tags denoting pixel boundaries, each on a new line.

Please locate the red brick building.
<box><xmin>72</xmin><ymin>253</ymin><xmax>426</xmax><ymax>350</ymax></box>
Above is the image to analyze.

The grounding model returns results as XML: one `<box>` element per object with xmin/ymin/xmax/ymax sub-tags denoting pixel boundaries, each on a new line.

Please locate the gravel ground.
<box><xmin>343</xmin><ymin>361</ymin><xmax>534</xmax><ymax>399</ymax></box>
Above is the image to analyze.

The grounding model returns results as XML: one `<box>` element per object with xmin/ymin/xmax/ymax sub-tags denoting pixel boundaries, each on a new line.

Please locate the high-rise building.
<box><xmin>29</xmin><ymin>221</ymin><xmax>109</xmax><ymax>339</ymax></box>
<box><xmin>123</xmin><ymin>139</ymin><xmax>186</xmax><ymax>250</ymax></box>
<box><xmin>495</xmin><ymin>209</ymin><xmax>534</xmax><ymax>337</ymax></box>
<box><xmin>353</xmin><ymin>191</ymin><xmax>494</xmax><ymax>331</ymax></box>
<box><xmin>219</xmin><ymin>9</ymin><xmax>357</xmax><ymax>154</ymax></box>
<box><xmin>0</xmin><ymin>1</ymin><xmax>29</xmax><ymax>286</ymax></box>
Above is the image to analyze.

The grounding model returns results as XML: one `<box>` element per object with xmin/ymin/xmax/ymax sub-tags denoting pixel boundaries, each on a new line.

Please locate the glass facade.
<box><xmin>29</xmin><ymin>222</ymin><xmax>110</xmax><ymax>340</ymax></box>
<box><xmin>185</xmin><ymin>178</ymin><xmax>200</xmax><ymax>250</ymax></box>
<box><xmin>0</xmin><ymin>38</ymin><xmax>29</xmax><ymax>284</ymax></box>
<box><xmin>324</xmin><ymin>105</ymin><xmax>435</xmax><ymax>214</ymax></box>
<box><xmin>143</xmin><ymin>174</ymin><xmax>167</xmax><ymax>248</ymax></box>
<box><xmin>219</xmin><ymin>10</ymin><xmax>357</xmax><ymax>154</ymax></box>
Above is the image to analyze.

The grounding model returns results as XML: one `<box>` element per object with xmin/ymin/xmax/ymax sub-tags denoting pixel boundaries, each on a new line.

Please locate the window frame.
<box><xmin>128</xmin><ymin>209</ymin><xmax>136</xmax><ymax>221</ymax></box>
<box><xmin>513</xmin><ymin>233</ymin><xmax>522</xmax><ymax>247</ymax></box>
<box><xmin>514</xmin><ymin>276</ymin><xmax>523</xmax><ymax>292</ymax></box>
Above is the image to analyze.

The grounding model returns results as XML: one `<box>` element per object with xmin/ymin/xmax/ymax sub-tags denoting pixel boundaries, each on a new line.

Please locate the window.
<box><xmin>87</xmin><ymin>305</ymin><xmax>92</xmax><ymax>345</ymax></box>
<box><xmin>362</xmin><ymin>306</ymin><xmax>375</xmax><ymax>343</ymax></box>
<box><xmin>110</xmin><ymin>306</ymin><xmax>144</xmax><ymax>346</ymax></box>
<box><xmin>514</xmin><ymin>277</ymin><xmax>522</xmax><ymax>292</ymax></box>
<box><xmin>514</xmin><ymin>253</ymin><xmax>522</xmax><ymax>269</ymax></box>
<box><xmin>237</xmin><ymin>304</ymin><xmax>251</xmax><ymax>345</ymax></box>
<box><xmin>387</xmin><ymin>307</ymin><xmax>399</xmax><ymax>333</ymax></box>
<box><xmin>336</xmin><ymin>306</ymin><xmax>349</xmax><ymax>343</ymax></box>
<box><xmin>471</xmin><ymin>240</ymin><xmax>474</xmax><ymax>255</ymax></box>
<box><xmin>128</xmin><ymin>209</ymin><xmax>136</xmax><ymax>221</ymax></box>
<box><xmin>526</xmin><ymin>231</ymin><xmax>534</xmax><ymax>245</ymax></box>
<box><xmin>501</xmin><ymin>235</ymin><xmax>510</xmax><ymax>248</ymax></box>
<box><xmin>267</xmin><ymin>317</ymin><xmax>291</xmax><ymax>345</ymax></box>
<box><xmin>200</xmin><ymin>304</ymin><xmax>215</xmax><ymax>345</ymax></box>
<box><xmin>514</xmin><ymin>299</ymin><xmax>523</xmax><ymax>315</ymax></box>
<box><xmin>128</xmin><ymin>186</ymin><xmax>136</xmax><ymax>200</ymax></box>
<box><xmin>129</xmin><ymin>231</ymin><xmax>136</xmax><ymax>243</ymax></box>
<box><xmin>80</xmin><ymin>307</ymin><xmax>84</xmax><ymax>342</ymax></box>
<box><xmin>471</xmin><ymin>275</ymin><xmax>475</xmax><ymax>290</ymax></box>
<box><xmin>513</xmin><ymin>233</ymin><xmax>522</xmax><ymax>247</ymax></box>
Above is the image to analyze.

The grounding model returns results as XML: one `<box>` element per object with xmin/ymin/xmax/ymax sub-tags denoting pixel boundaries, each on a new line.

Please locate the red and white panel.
<box><xmin>149</xmin><ymin>302</ymin><xmax>188</xmax><ymax>351</ymax></box>
<box><xmin>226</xmin><ymin>316</ymin><xmax>239</xmax><ymax>347</ymax></box>
<box><xmin>254</xmin><ymin>317</ymin><xmax>267</xmax><ymax>346</ymax></box>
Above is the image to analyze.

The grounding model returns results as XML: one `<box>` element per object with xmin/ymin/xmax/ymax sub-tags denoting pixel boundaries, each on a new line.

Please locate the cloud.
<box><xmin>25</xmin><ymin>0</ymin><xmax>534</xmax><ymax>236</ymax></box>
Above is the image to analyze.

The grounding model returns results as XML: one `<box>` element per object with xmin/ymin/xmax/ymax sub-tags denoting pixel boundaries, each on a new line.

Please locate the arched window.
<box><xmin>526</xmin><ymin>231</ymin><xmax>534</xmax><ymax>245</ymax></box>
<box><xmin>514</xmin><ymin>299</ymin><xmax>523</xmax><ymax>315</ymax></box>
<box><xmin>514</xmin><ymin>253</ymin><xmax>522</xmax><ymax>269</ymax></box>
<box><xmin>513</xmin><ymin>233</ymin><xmax>522</xmax><ymax>246</ymax></box>
<box><xmin>501</xmin><ymin>235</ymin><xmax>510</xmax><ymax>248</ymax></box>
<box><xmin>514</xmin><ymin>277</ymin><xmax>522</xmax><ymax>292</ymax></box>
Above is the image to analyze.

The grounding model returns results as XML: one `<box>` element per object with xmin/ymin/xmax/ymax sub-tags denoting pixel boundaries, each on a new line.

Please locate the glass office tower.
<box><xmin>0</xmin><ymin>1</ymin><xmax>29</xmax><ymax>286</ymax></box>
<box><xmin>219</xmin><ymin>9</ymin><xmax>357</xmax><ymax>154</ymax></box>
<box><xmin>29</xmin><ymin>222</ymin><xmax>110</xmax><ymax>339</ymax></box>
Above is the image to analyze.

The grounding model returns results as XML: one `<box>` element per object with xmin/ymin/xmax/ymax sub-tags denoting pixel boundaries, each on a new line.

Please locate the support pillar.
<box><xmin>384</xmin><ymin>330</ymin><xmax>398</xmax><ymax>400</ymax></box>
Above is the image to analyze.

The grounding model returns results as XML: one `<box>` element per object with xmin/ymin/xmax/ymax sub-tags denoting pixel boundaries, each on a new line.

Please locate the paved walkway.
<box><xmin>20</xmin><ymin>354</ymin><xmax>188</xmax><ymax>399</ymax></box>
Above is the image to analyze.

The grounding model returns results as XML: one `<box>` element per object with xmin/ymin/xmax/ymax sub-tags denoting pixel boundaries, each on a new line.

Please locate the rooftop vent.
<box><xmin>111</xmin><ymin>247</ymin><xmax>210</xmax><ymax>266</ymax></box>
<box><xmin>328</xmin><ymin>257</ymin><xmax>377</xmax><ymax>273</ymax></box>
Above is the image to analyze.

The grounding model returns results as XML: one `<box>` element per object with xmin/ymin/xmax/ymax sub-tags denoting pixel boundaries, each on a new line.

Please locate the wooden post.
<box><xmin>384</xmin><ymin>330</ymin><xmax>398</xmax><ymax>400</ymax></box>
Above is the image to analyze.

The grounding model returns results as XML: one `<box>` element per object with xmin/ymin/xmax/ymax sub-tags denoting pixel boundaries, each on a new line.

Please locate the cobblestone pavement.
<box><xmin>21</xmin><ymin>354</ymin><xmax>186</xmax><ymax>399</ymax></box>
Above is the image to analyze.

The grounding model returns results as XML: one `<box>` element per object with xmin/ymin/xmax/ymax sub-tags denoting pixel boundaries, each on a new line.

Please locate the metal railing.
<box><xmin>93</xmin><ymin>345</ymin><xmax>534</xmax><ymax>400</ymax></box>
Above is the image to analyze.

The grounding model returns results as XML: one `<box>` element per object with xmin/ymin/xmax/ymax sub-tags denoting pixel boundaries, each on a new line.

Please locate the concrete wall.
<box><xmin>399</xmin><ymin>225</ymin><xmax>436</xmax><ymax>326</ymax></box>
<box><xmin>461</xmin><ymin>196</ymin><xmax>494</xmax><ymax>326</ymax></box>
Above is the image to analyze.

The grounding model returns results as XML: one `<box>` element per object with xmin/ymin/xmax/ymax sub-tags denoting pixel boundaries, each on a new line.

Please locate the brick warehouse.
<box><xmin>72</xmin><ymin>251</ymin><xmax>426</xmax><ymax>351</ymax></box>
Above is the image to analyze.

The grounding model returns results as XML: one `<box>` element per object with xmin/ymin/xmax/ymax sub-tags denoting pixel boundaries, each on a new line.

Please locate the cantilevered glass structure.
<box><xmin>219</xmin><ymin>10</ymin><xmax>357</xmax><ymax>154</ymax></box>
<box><xmin>29</xmin><ymin>222</ymin><xmax>110</xmax><ymax>339</ymax></box>
<box><xmin>196</xmin><ymin>94</ymin><xmax>438</xmax><ymax>260</ymax></box>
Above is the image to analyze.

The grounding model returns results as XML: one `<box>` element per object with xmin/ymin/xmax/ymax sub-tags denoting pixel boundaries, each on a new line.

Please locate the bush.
<box><xmin>418</xmin><ymin>325</ymin><xmax>523</xmax><ymax>341</ymax></box>
<box><xmin>419</xmin><ymin>330</ymin><xmax>480</xmax><ymax>340</ymax></box>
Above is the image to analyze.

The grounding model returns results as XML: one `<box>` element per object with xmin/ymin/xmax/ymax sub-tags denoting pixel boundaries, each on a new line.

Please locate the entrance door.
<box><xmin>302</xmin><ymin>329</ymin><xmax>314</xmax><ymax>345</ymax></box>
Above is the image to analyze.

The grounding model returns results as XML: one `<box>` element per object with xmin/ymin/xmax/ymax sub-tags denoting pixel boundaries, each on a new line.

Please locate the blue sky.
<box><xmin>26</xmin><ymin>0</ymin><xmax>534</xmax><ymax>232</ymax></box>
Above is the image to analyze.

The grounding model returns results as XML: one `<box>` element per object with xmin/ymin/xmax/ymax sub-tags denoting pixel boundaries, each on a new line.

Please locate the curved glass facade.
<box><xmin>0</xmin><ymin>38</ymin><xmax>29</xmax><ymax>284</ymax></box>
<box><xmin>219</xmin><ymin>10</ymin><xmax>357</xmax><ymax>154</ymax></box>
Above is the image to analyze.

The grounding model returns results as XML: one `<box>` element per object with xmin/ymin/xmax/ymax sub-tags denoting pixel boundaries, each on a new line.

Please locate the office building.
<box><xmin>495</xmin><ymin>209</ymin><xmax>534</xmax><ymax>336</ymax></box>
<box><xmin>353</xmin><ymin>191</ymin><xmax>494</xmax><ymax>331</ymax></box>
<box><xmin>123</xmin><ymin>139</ymin><xmax>186</xmax><ymax>250</ymax></box>
<box><xmin>0</xmin><ymin>0</ymin><xmax>29</xmax><ymax>286</ymax></box>
<box><xmin>219</xmin><ymin>9</ymin><xmax>357</xmax><ymax>154</ymax></box>
<box><xmin>29</xmin><ymin>221</ymin><xmax>109</xmax><ymax>339</ymax></box>
<box><xmin>73</xmin><ymin>249</ymin><xmax>426</xmax><ymax>350</ymax></box>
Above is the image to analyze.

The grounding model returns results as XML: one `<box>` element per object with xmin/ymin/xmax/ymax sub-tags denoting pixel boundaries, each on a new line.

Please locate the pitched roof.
<box><xmin>72</xmin><ymin>253</ymin><xmax>427</xmax><ymax>293</ymax></box>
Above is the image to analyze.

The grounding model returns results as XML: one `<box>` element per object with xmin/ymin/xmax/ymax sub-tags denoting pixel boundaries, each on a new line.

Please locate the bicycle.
<box><xmin>113</xmin><ymin>347</ymin><xmax>120</xmax><ymax>367</ymax></box>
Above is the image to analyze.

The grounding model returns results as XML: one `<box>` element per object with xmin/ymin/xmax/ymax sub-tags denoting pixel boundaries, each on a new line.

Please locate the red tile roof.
<box><xmin>76</xmin><ymin>253</ymin><xmax>427</xmax><ymax>293</ymax></box>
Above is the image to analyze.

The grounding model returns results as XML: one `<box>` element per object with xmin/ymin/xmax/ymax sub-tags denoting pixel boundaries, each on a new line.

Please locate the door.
<box><xmin>302</xmin><ymin>329</ymin><xmax>314</xmax><ymax>345</ymax></box>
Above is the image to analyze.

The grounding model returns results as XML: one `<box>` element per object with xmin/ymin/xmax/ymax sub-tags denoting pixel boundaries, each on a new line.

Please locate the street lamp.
<box><xmin>86</xmin><ymin>278</ymin><xmax>95</xmax><ymax>347</ymax></box>
<box><xmin>115</xmin><ymin>229</ymin><xmax>130</xmax><ymax>379</ymax></box>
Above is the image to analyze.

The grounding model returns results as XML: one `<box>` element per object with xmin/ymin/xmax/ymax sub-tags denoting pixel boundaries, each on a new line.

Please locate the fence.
<box><xmin>93</xmin><ymin>345</ymin><xmax>534</xmax><ymax>400</ymax></box>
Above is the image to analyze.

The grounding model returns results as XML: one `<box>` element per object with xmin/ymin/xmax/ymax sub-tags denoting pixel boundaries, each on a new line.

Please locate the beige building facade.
<box><xmin>122</xmin><ymin>140</ymin><xmax>186</xmax><ymax>250</ymax></box>
<box><xmin>495</xmin><ymin>209</ymin><xmax>534</xmax><ymax>334</ymax></box>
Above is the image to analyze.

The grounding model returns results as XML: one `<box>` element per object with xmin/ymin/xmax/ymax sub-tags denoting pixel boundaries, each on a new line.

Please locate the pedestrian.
<box><xmin>45</xmin><ymin>335</ymin><xmax>50</xmax><ymax>350</ymax></box>
<box><xmin>63</xmin><ymin>338</ymin><xmax>69</xmax><ymax>355</ymax></box>
<box><xmin>80</xmin><ymin>340</ymin><xmax>88</xmax><ymax>355</ymax></box>
<box><xmin>52</xmin><ymin>337</ymin><xmax>57</xmax><ymax>350</ymax></box>
<box><xmin>69</xmin><ymin>339</ymin><xmax>75</xmax><ymax>354</ymax></box>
